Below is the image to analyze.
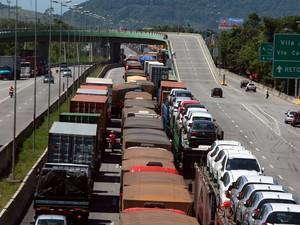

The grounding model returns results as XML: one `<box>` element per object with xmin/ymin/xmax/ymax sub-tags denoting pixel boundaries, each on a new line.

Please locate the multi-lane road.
<box><xmin>168</xmin><ymin>33</ymin><xmax>300</xmax><ymax>197</ymax></box>
<box><xmin>0</xmin><ymin>66</ymin><xmax>84</xmax><ymax>147</ymax></box>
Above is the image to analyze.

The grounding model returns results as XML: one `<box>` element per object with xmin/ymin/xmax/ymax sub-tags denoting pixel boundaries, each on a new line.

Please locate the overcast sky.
<box><xmin>1</xmin><ymin>0</ymin><xmax>87</xmax><ymax>13</ymax></box>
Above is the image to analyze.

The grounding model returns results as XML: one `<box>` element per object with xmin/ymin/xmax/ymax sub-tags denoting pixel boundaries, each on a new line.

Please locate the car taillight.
<box><xmin>221</xmin><ymin>201</ymin><xmax>232</xmax><ymax>208</ymax></box>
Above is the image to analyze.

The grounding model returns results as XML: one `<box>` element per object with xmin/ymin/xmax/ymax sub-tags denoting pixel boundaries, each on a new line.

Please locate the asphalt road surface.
<box><xmin>0</xmin><ymin>65</ymin><xmax>85</xmax><ymax>147</ymax></box>
<box><xmin>168</xmin><ymin>33</ymin><xmax>300</xmax><ymax>198</ymax></box>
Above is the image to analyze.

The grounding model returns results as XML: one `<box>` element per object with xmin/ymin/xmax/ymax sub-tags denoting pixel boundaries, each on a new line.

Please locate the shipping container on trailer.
<box><xmin>123</xmin><ymin>147</ymin><xmax>173</xmax><ymax>161</ymax></box>
<box><xmin>85</xmin><ymin>77</ymin><xmax>113</xmax><ymax>119</ymax></box>
<box><xmin>121</xmin><ymin>183</ymin><xmax>193</xmax><ymax>213</ymax></box>
<box><xmin>124</xmin><ymin>91</ymin><xmax>152</xmax><ymax>100</ymax></box>
<box><xmin>70</xmin><ymin>94</ymin><xmax>108</xmax><ymax>128</ymax></box>
<box><xmin>150</xmin><ymin>65</ymin><xmax>169</xmax><ymax>89</ymax></box>
<box><xmin>80</xmin><ymin>84</ymin><xmax>108</xmax><ymax>91</ymax></box>
<box><xmin>124</xmin><ymin>99</ymin><xmax>156</xmax><ymax>110</ymax></box>
<box><xmin>120</xmin><ymin>206</ymin><xmax>199</xmax><ymax>225</ymax></box>
<box><xmin>126</xmin><ymin>76</ymin><xmax>147</xmax><ymax>83</ymax></box>
<box><xmin>47</xmin><ymin>122</ymin><xmax>100</xmax><ymax>174</ymax></box>
<box><xmin>77</xmin><ymin>88</ymin><xmax>108</xmax><ymax>96</ymax></box>
<box><xmin>123</xmin><ymin>117</ymin><xmax>163</xmax><ymax>130</ymax></box>
<box><xmin>124</xmin><ymin>69</ymin><xmax>147</xmax><ymax>82</ymax></box>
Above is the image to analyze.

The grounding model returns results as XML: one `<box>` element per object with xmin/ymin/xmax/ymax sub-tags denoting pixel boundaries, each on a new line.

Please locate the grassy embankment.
<box><xmin>0</xmin><ymin>63</ymin><xmax>105</xmax><ymax>210</ymax></box>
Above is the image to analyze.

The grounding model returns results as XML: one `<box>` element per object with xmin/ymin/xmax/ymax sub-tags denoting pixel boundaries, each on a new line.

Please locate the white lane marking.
<box><xmin>249</xmin><ymin>141</ymin><xmax>253</xmax><ymax>145</ymax></box>
<box><xmin>195</xmin><ymin>36</ymin><xmax>219</xmax><ymax>85</ymax></box>
<box><xmin>225</xmin><ymin>113</ymin><xmax>228</xmax><ymax>116</ymax></box>
<box><xmin>262</xmin><ymin>155</ymin><xmax>266</xmax><ymax>160</ymax></box>
<box><xmin>278</xmin><ymin>175</ymin><xmax>283</xmax><ymax>180</ymax></box>
<box><xmin>0</xmin><ymin>120</ymin><xmax>2</xmax><ymax>122</ymax></box>
<box><xmin>240</xmin><ymin>130</ymin><xmax>243</xmax><ymax>133</ymax></box>
<box><xmin>241</xmin><ymin>103</ymin><xmax>281</xmax><ymax>136</ymax></box>
<box><xmin>7</xmin><ymin>114</ymin><xmax>11</xmax><ymax>117</ymax></box>
<box><xmin>269</xmin><ymin>164</ymin><xmax>274</xmax><ymax>168</ymax></box>
<box><xmin>244</xmin><ymin>135</ymin><xmax>248</xmax><ymax>139</ymax></box>
<box><xmin>289</xmin><ymin>186</ymin><xmax>295</xmax><ymax>191</ymax></box>
<box><xmin>222</xmin><ymin>109</ymin><xmax>224</xmax><ymax>112</ymax></box>
<box><xmin>235</xmin><ymin>125</ymin><xmax>239</xmax><ymax>128</ymax></box>
<box><xmin>255</xmin><ymin>148</ymin><xmax>260</xmax><ymax>152</ymax></box>
<box><xmin>231</xmin><ymin>120</ymin><xmax>235</xmax><ymax>123</ymax></box>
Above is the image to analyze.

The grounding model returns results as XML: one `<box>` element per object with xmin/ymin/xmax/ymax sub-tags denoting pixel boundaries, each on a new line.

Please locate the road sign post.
<box><xmin>272</xmin><ymin>34</ymin><xmax>300</xmax><ymax>78</ymax></box>
<box><xmin>259</xmin><ymin>42</ymin><xmax>273</xmax><ymax>62</ymax></box>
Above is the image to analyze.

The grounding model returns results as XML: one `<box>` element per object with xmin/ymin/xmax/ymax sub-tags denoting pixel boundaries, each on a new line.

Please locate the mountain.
<box><xmin>63</xmin><ymin>0</ymin><xmax>300</xmax><ymax>30</ymax></box>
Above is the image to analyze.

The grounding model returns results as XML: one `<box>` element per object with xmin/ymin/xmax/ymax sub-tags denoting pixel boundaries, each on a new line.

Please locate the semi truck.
<box><xmin>34</xmin><ymin>163</ymin><xmax>92</xmax><ymax>224</ymax></box>
<box><xmin>0</xmin><ymin>56</ymin><xmax>20</xmax><ymax>79</ymax></box>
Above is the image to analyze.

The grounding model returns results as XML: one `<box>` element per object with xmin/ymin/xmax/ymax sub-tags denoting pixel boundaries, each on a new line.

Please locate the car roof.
<box><xmin>226</xmin><ymin>151</ymin><xmax>256</xmax><ymax>159</ymax></box>
<box><xmin>181</xmin><ymin>100</ymin><xmax>199</xmax><ymax>105</ymax></box>
<box><xmin>240</xmin><ymin>175</ymin><xmax>275</xmax><ymax>184</ymax></box>
<box><xmin>218</xmin><ymin>145</ymin><xmax>245</xmax><ymax>151</ymax></box>
<box><xmin>171</xmin><ymin>89</ymin><xmax>190</xmax><ymax>93</ymax></box>
<box><xmin>256</xmin><ymin>191</ymin><xmax>294</xmax><ymax>200</ymax></box>
<box><xmin>187</xmin><ymin>108</ymin><xmax>207</xmax><ymax>113</ymax></box>
<box><xmin>226</xmin><ymin>170</ymin><xmax>259</xmax><ymax>181</ymax></box>
<box><xmin>246</xmin><ymin>184</ymin><xmax>284</xmax><ymax>191</ymax></box>
<box><xmin>266</xmin><ymin>203</ymin><xmax>300</xmax><ymax>212</ymax></box>
<box><xmin>190</xmin><ymin>112</ymin><xmax>212</xmax><ymax>117</ymax></box>
<box><xmin>213</xmin><ymin>140</ymin><xmax>242</xmax><ymax>146</ymax></box>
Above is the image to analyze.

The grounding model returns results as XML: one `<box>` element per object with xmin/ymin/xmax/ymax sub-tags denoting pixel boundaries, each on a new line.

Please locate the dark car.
<box><xmin>211</xmin><ymin>87</ymin><xmax>223</xmax><ymax>98</ymax></box>
<box><xmin>291</xmin><ymin>112</ymin><xmax>300</xmax><ymax>127</ymax></box>
<box><xmin>240</xmin><ymin>80</ymin><xmax>249</xmax><ymax>88</ymax></box>
<box><xmin>187</xmin><ymin>120</ymin><xmax>218</xmax><ymax>147</ymax></box>
<box><xmin>43</xmin><ymin>74</ymin><xmax>54</xmax><ymax>83</ymax></box>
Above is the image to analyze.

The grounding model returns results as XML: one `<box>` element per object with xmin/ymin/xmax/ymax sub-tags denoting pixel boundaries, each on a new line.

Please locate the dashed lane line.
<box><xmin>244</xmin><ymin>135</ymin><xmax>248</xmax><ymax>139</ymax></box>
<box><xmin>269</xmin><ymin>164</ymin><xmax>274</xmax><ymax>168</ymax></box>
<box><xmin>262</xmin><ymin>155</ymin><xmax>266</xmax><ymax>160</ymax></box>
<box><xmin>255</xmin><ymin>148</ymin><xmax>260</xmax><ymax>152</ymax></box>
<box><xmin>278</xmin><ymin>175</ymin><xmax>283</xmax><ymax>180</ymax></box>
<box><xmin>249</xmin><ymin>141</ymin><xmax>253</xmax><ymax>145</ymax></box>
<box><xmin>289</xmin><ymin>186</ymin><xmax>295</xmax><ymax>191</ymax></box>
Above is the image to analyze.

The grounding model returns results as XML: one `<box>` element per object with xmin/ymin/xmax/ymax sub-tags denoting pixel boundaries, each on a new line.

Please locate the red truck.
<box><xmin>20</xmin><ymin>56</ymin><xmax>47</xmax><ymax>77</ymax></box>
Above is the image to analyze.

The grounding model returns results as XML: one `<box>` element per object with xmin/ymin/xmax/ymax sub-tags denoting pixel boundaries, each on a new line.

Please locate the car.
<box><xmin>207</xmin><ymin>140</ymin><xmax>242</xmax><ymax>171</ymax></box>
<box><xmin>168</xmin><ymin>88</ymin><xmax>187</xmax><ymax>106</ymax></box>
<box><xmin>184</xmin><ymin>111</ymin><xmax>213</xmax><ymax>133</ymax></box>
<box><xmin>187</xmin><ymin>120</ymin><xmax>218</xmax><ymax>147</ymax></box>
<box><xmin>245</xmin><ymin>83</ymin><xmax>256</xmax><ymax>92</ymax></box>
<box><xmin>61</xmin><ymin>67</ymin><xmax>72</xmax><ymax>77</ymax></box>
<box><xmin>235</xmin><ymin>184</ymin><xmax>285</xmax><ymax>224</ymax></box>
<box><xmin>171</xmin><ymin>97</ymin><xmax>193</xmax><ymax>122</ymax></box>
<box><xmin>209</xmin><ymin>145</ymin><xmax>245</xmax><ymax>176</ymax></box>
<box><xmin>177</xmin><ymin>100</ymin><xmax>200</xmax><ymax>123</ymax></box>
<box><xmin>241</xmin><ymin>80</ymin><xmax>250</xmax><ymax>88</ymax></box>
<box><xmin>211</xmin><ymin>87</ymin><xmax>223</xmax><ymax>97</ymax></box>
<box><xmin>242</xmin><ymin>192</ymin><xmax>296</xmax><ymax>225</ymax></box>
<box><xmin>35</xmin><ymin>214</ymin><xmax>67</xmax><ymax>225</ymax></box>
<box><xmin>291</xmin><ymin>111</ymin><xmax>300</xmax><ymax>126</ymax></box>
<box><xmin>182</xmin><ymin>107</ymin><xmax>208</xmax><ymax>129</ymax></box>
<box><xmin>170</xmin><ymin>89</ymin><xmax>193</xmax><ymax>105</ymax></box>
<box><xmin>284</xmin><ymin>109</ymin><xmax>297</xmax><ymax>123</ymax></box>
<box><xmin>252</xmin><ymin>203</ymin><xmax>300</xmax><ymax>225</ymax></box>
<box><xmin>228</xmin><ymin>175</ymin><xmax>279</xmax><ymax>215</ymax></box>
<box><xmin>43</xmin><ymin>74</ymin><xmax>54</xmax><ymax>83</ymax></box>
<box><xmin>218</xmin><ymin>170</ymin><xmax>259</xmax><ymax>209</ymax></box>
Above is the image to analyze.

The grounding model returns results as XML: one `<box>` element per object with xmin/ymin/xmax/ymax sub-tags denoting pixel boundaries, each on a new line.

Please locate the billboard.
<box><xmin>219</xmin><ymin>18</ymin><xmax>244</xmax><ymax>30</ymax></box>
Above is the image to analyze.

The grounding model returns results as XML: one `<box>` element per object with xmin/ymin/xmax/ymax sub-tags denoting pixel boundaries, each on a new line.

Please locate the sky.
<box><xmin>1</xmin><ymin>0</ymin><xmax>87</xmax><ymax>13</ymax></box>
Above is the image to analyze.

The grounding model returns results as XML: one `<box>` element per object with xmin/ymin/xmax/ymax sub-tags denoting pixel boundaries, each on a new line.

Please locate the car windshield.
<box><xmin>226</xmin><ymin>158</ymin><xmax>260</xmax><ymax>171</ymax></box>
<box><xmin>177</xmin><ymin>92</ymin><xmax>192</xmax><ymax>97</ymax></box>
<box><xmin>192</xmin><ymin>122</ymin><xmax>215</xmax><ymax>130</ymax></box>
<box><xmin>266</xmin><ymin>212</ymin><xmax>300</xmax><ymax>224</ymax></box>
<box><xmin>192</xmin><ymin>116</ymin><xmax>211</xmax><ymax>121</ymax></box>
<box><xmin>37</xmin><ymin>219</ymin><xmax>65</xmax><ymax>225</ymax></box>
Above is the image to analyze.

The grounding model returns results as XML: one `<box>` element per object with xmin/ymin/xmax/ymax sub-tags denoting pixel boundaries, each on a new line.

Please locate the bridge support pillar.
<box><xmin>109</xmin><ymin>42</ymin><xmax>121</xmax><ymax>63</ymax></box>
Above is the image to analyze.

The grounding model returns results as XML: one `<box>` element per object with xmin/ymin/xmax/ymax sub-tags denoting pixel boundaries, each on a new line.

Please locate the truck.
<box><xmin>20</xmin><ymin>56</ymin><xmax>47</xmax><ymax>78</ymax></box>
<box><xmin>0</xmin><ymin>56</ymin><xmax>20</xmax><ymax>79</ymax></box>
<box><xmin>34</xmin><ymin>163</ymin><xmax>92</xmax><ymax>224</ymax></box>
<box><xmin>149</xmin><ymin>66</ymin><xmax>169</xmax><ymax>89</ymax></box>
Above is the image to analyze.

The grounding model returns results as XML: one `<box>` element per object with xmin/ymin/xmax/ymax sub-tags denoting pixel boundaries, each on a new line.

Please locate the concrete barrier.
<box><xmin>0</xmin><ymin>63</ymin><xmax>99</xmax><ymax>225</ymax></box>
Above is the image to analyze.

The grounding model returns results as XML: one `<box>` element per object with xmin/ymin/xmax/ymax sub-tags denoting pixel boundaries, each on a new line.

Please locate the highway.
<box><xmin>0</xmin><ymin>66</ymin><xmax>84</xmax><ymax>147</ymax></box>
<box><xmin>168</xmin><ymin>33</ymin><xmax>300</xmax><ymax>198</ymax></box>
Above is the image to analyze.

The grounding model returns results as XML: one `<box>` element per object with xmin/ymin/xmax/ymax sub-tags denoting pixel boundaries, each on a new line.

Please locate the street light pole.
<box><xmin>11</xmin><ymin>0</ymin><xmax>18</xmax><ymax>181</ymax></box>
<box><xmin>48</xmin><ymin>0</ymin><xmax>53</xmax><ymax>130</ymax></box>
<box><xmin>33</xmin><ymin>0</ymin><xmax>37</xmax><ymax>151</ymax></box>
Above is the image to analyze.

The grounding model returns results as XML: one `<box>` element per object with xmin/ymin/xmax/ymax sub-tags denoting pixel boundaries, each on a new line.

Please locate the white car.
<box><xmin>229</xmin><ymin>175</ymin><xmax>278</xmax><ymax>215</ymax></box>
<box><xmin>171</xmin><ymin>97</ymin><xmax>193</xmax><ymax>122</ymax></box>
<box><xmin>35</xmin><ymin>214</ymin><xmax>67</xmax><ymax>225</ymax></box>
<box><xmin>245</xmin><ymin>83</ymin><xmax>256</xmax><ymax>92</ymax></box>
<box><xmin>183</xmin><ymin>111</ymin><xmax>213</xmax><ymax>133</ymax></box>
<box><xmin>217</xmin><ymin>151</ymin><xmax>264</xmax><ymax>181</ymax></box>
<box><xmin>182</xmin><ymin>107</ymin><xmax>208</xmax><ymax>128</ymax></box>
<box><xmin>218</xmin><ymin>170</ymin><xmax>259</xmax><ymax>209</ymax></box>
<box><xmin>242</xmin><ymin>192</ymin><xmax>296</xmax><ymax>225</ymax></box>
<box><xmin>168</xmin><ymin>89</ymin><xmax>192</xmax><ymax>106</ymax></box>
<box><xmin>284</xmin><ymin>109</ymin><xmax>298</xmax><ymax>123</ymax></box>
<box><xmin>207</xmin><ymin>140</ymin><xmax>242</xmax><ymax>170</ymax></box>
<box><xmin>212</xmin><ymin>149</ymin><xmax>253</xmax><ymax>181</ymax></box>
<box><xmin>209</xmin><ymin>145</ymin><xmax>245</xmax><ymax>177</ymax></box>
<box><xmin>252</xmin><ymin>203</ymin><xmax>300</xmax><ymax>225</ymax></box>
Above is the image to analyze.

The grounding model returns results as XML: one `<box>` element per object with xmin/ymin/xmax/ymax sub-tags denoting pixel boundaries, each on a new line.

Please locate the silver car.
<box><xmin>284</xmin><ymin>109</ymin><xmax>298</xmax><ymax>123</ymax></box>
<box><xmin>242</xmin><ymin>192</ymin><xmax>296</xmax><ymax>225</ymax></box>
<box><xmin>61</xmin><ymin>67</ymin><xmax>72</xmax><ymax>77</ymax></box>
<box><xmin>228</xmin><ymin>175</ymin><xmax>278</xmax><ymax>216</ymax></box>
<box><xmin>245</xmin><ymin>83</ymin><xmax>256</xmax><ymax>92</ymax></box>
<box><xmin>252</xmin><ymin>203</ymin><xmax>300</xmax><ymax>225</ymax></box>
<box><xmin>235</xmin><ymin>184</ymin><xmax>285</xmax><ymax>224</ymax></box>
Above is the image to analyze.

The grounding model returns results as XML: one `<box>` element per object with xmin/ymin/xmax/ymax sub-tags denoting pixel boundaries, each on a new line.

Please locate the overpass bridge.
<box><xmin>0</xmin><ymin>29</ymin><xmax>168</xmax><ymax>62</ymax></box>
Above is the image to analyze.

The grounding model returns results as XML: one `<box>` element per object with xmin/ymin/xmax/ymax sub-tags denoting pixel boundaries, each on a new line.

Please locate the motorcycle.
<box><xmin>9</xmin><ymin>90</ymin><xmax>13</xmax><ymax>98</ymax></box>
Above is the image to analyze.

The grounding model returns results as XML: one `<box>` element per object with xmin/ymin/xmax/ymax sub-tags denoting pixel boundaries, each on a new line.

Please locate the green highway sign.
<box><xmin>272</xmin><ymin>33</ymin><xmax>300</xmax><ymax>78</ymax></box>
<box><xmin>259</xmin><ymin>42</ymin><xmax>273</xmax><ymax>62</ymax></box>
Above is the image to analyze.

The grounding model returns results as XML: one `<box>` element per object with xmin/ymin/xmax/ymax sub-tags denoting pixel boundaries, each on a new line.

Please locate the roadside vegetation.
<box><xmin>216</xmin><ymin>13</ymin><xmax>300</xmax><ymax>94</ymax></box>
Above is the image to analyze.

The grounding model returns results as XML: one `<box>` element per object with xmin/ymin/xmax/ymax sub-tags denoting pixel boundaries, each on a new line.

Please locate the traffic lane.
<box><xmin>105</xmin><ymin>67</ymin><xmax>125</xmax><ymax>84</ymax></box>
<box><xmin>169</xmin><ymin>33</ymin><xmax>300</xmax><ymax>197</ymax></box>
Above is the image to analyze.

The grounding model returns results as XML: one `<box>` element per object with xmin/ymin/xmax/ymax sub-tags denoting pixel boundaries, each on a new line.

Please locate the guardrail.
<box><xmin>0</xmin><ymin>64</ymin><xmax>99</xmax><ymax>225</ymax></box>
